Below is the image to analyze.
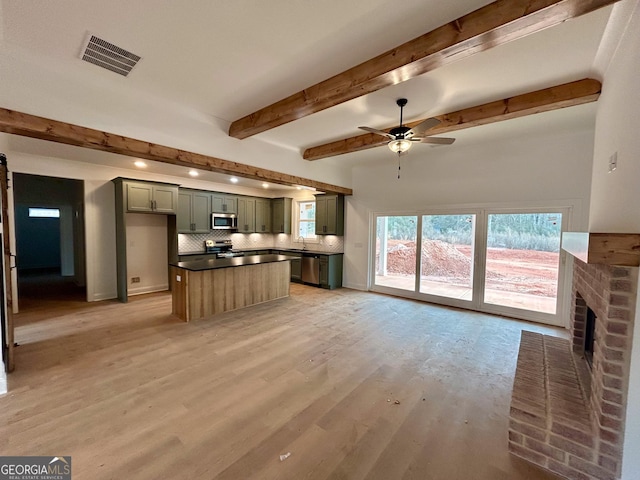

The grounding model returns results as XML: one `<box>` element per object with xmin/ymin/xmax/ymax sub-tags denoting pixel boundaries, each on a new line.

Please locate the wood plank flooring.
<box><xmin>2</xmin><ymin>285</ymin><xmax>565</xmax><ymax>479</ymax></box>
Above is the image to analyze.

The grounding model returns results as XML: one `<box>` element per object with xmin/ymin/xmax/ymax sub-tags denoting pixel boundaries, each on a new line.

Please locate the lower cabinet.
<box><xmin>290</xmin><ymin>257</ymin><xmax>302</xmax><ymax>282</ymax></box>
<box><xmin>318</xmin><ymin>254</ymin><xmax>343</xmax><ymax>289</ymax></box>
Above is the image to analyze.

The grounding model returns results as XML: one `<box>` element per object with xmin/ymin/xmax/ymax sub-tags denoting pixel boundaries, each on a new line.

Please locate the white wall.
<box><xmin>343</xmin><ymin>122</ymin><xmax>595</xmax><ymax>290</ymax></box>
<box><xmin>126</xmin><ymin>213</ymin><xmax>168</xmax><ymax>295</ymax></box>
<box><xmin>589</xmin><ymin>1</ymin><xmax>640</xmax><ymax>478</ymax></box>
<box><xmin>589</xmin><ymin>1</ymin><xmax>640</xmax><ymax>233</ymax></box>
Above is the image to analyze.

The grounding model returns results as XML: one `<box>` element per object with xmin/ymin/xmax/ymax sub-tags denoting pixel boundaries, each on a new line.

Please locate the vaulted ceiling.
<box><xmin>0</xmin><ymin>0</ymin><xmax>618</xmax><ymax>191</ymax></box>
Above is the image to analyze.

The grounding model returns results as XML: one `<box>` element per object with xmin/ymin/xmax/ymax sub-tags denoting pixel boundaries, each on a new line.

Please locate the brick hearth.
<box><xmin>509</xmin><ymin>259</ymin><xmax>637</xmax><ymax>480</ymax></box>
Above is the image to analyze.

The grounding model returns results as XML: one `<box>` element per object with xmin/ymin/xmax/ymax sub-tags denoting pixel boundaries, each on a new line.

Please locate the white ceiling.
<box><xmin>0</xmin><ymin>0</ymin><xmax>614</xmax><ymax>183</ymax></box>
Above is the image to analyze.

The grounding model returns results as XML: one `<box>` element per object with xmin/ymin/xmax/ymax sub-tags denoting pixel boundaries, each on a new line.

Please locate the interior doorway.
<box><xmin>12</xmin><ymin>174</ymin><xmax>86</xmax><ymax>316</ymax></box>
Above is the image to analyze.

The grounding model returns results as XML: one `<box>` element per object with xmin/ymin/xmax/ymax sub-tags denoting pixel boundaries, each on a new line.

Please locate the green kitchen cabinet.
<box><xmin>255</xmin><ymin>198</ymin><xmax>272</xmax><ymax>233</ymax></box>
<box><xmin>319</xmin><ymin>254</ymin><xmax>343</xmax><ymax>289</ymax></box>
<box><xmin>288</xmin><ymin>254</ymin><xmax>302</xmax><ymax>282</ymax></box>
<box><xmin>211</xmin><ymin>194</ymin><xmax>237</xmax><ymax>214</ymax></box>
<box><xmin>315</xmin><ymin>194</ymin><xmax>344</xmax><ymax>235</ymax></box>
<box><xmin>124</xmin><ymin>180</ymin><xmax>178</xmax><ymax>214</ymax></box>
<box><xmin>237</xmin><ymin>196</ymin><xmax>256</xmax><ymax>233</ymax></box>
<box><xmin>177</xmin><ymin>190</ymin><xmax>211</xmax><ymax>233</ymax></box>
<box><xmin>112</xmin><ymin>177</ymin><xmax>180</xmax><ymax>303</ymax></box>
<box><xmin>271</xmin><ymin>197</ymin><xmax>292</xmax><ymax>234</ymax></box>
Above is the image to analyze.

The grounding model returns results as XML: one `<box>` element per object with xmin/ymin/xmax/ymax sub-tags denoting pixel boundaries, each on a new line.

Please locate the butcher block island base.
<box><xmin>170</xmin><ymin>254</ymin><xmax>291</xmax><ymax>321</ymax></box>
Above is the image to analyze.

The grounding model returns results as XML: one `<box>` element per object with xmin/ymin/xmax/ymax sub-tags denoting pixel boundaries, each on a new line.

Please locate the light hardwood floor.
<box><xmin>3</xmin><ymin>285</ymin><xmax>565</xmax><ymax>479</ymax></box>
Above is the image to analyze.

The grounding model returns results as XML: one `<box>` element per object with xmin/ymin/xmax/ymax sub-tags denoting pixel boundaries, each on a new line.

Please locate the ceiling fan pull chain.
<box><xmin>398</xmin><ymin>154</ymin><xmax>401</xmax><ymax>179</ymax></box>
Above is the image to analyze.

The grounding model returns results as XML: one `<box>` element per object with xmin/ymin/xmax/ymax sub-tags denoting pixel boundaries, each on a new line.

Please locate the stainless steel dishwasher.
<box><xmin>301</xmin><ymin>255</ymin><xmax>320</xmax><ymax>285</ymax></box>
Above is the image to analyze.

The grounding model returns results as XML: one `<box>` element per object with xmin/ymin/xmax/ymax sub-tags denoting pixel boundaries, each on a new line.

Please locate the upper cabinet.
<box><xmin>178</xmin><ymin>190</ymin><xmax>211</xmax><ymax>233</ymax></box>
<box><xmin>211</xmin><ymin>194</ymin><xmax>237</xmax><ymax>214</ymax></box>
<box><xmin>237</xmin><ymin>197</ymin><xmax>256</xmax><ymax>233</ymax></box>
<box><xmin>255</xmin><ymin>198</ymin><xmax>272</xmax><ymax>233</ymax></box>
<box><xmin>272</xmin><ymin>197</ymin><xmax>292</xmax><ymax>234</ymax></box>
<box><xmin>315</xmin><ymin>194</ymin><xmax>344</xmax><ymax>235</ymax></box>
<box><xmin>175</xmin><ymin>189</ymin><xmax>295</xmax><ymax>235</ymax></box>
<box><xmin>115</xmin><ymin>179</ymin><xmax>179</xmax><ymax>214</ymax></box>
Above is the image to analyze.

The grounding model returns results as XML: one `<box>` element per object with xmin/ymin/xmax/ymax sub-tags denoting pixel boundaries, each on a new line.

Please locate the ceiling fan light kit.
<box><xmin>389</xmin><ymin>138</ymin><xmax>412</xmax><ymax>153</ymax></box>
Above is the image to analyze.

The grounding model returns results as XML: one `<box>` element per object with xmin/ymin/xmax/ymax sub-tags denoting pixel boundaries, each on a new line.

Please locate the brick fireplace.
<box><xmin>509</xmin><ymin>233</ymin><xmax>639</xmax><ymax>480</ymax></box>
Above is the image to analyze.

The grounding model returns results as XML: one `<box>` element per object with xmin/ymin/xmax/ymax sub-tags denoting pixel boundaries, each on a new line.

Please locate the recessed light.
<box><xmin>262</xmin><ymin>183</ymin><xmax>269</xmax><ymax>188</ymax></box>
<box><xmin>134</xmin><ymin>160</ymin><xmax>147</xmax><ymax>168</ymax></box>
<box><xmin>296</xmin><ymin>186</ymin><xmax>302</xmax><ymax>190</ymax></box>
<box><xmin>188</xmin><ymin>170</ymin><xmax>199</xmax><ymax>177</ymax></box>
<box><xmin>230</xmin><ymin>177</ymin><xmax>239</xmax><ymax>183</ymax></box>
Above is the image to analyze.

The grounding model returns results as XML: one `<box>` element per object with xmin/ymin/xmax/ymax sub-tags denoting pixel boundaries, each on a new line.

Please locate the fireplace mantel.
<box><xmin>562</xmin><ymin>232</ymin><xmax>640</xmax><ymax>266</ymax></box>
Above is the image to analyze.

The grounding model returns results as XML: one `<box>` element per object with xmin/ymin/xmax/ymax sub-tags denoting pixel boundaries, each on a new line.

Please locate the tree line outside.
<box><xmin>379</xmin><ymin>213</ymin><xmax>562</xmax><ymax>252</ymax></box>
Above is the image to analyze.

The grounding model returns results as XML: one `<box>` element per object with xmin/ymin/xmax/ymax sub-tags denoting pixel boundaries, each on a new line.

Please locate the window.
<box><xmin>28</xmin><ymin>207</ymin><xmax>60</xmax><ymax>218</ymax></box>
<box><xmin>371</xmin><ymin>207</ymin><xmax>569</xmax><ymax>325</ymax></box>
<box><xmin>297</xmin><ymin>201</ymin><xmax>316</xmax><ymax>240</ymax></box>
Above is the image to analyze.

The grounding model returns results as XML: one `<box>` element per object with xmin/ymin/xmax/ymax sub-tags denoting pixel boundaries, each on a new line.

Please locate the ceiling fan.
<box><xmin>359</xmin><ymin>98</ymin><xmax>455</xmax><ymax>155</ymax></box>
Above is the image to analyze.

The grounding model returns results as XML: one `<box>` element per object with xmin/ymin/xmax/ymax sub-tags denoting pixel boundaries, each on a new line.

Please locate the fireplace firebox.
<box><xmin>584</xmin><ymin>306</ymin><xmax>596</xmax><ymax>369</ymax></box>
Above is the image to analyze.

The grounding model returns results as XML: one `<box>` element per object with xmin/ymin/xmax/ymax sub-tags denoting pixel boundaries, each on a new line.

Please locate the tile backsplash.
<box><xmin>178</xmin><ymin>232</ymin><xmax>344</xmax><ymax>254</ymax></box>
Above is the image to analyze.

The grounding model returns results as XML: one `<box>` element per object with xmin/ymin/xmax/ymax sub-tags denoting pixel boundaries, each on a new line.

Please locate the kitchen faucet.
<box><xmin>298</xmin><ymin>236</ymin><xmax>307</xmax><ymax>250</ymax></box>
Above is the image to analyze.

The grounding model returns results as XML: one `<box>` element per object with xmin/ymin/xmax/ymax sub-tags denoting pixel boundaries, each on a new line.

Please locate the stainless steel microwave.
<box><xmin>211</xmin><ymin>213</ymin><xmax>238</xmax><ymax>230</ymax></box>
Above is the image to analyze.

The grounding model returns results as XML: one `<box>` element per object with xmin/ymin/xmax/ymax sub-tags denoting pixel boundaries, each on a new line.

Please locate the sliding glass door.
<box><xmin>420</xmin><ymin>214</ymin><xmax>476</xmax><ymax>302</ymax></box>
<box><xmin>482</xmin><ymin>212</ymin><xmax>563</xmax><ymax>316</ymax></box>
<box><xmin>375</xmin><ymin>215</ymin><xmax>418</xmax><ymax>292</ymax></box>
<box><xmin>371</xmin><ymin>208</ymin><xmax>569</xmax><ymax>325</ymax></box>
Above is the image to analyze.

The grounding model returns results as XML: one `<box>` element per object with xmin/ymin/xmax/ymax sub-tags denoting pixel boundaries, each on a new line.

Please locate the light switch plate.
<box><xmin>609</xmin><ymin>152</ymin><xmax>618</xmax><ymax>173</ymax></box>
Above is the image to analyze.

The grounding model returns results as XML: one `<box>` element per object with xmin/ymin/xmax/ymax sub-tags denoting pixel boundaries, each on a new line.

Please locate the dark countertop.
<box><xmin>171</xmin><ymin>254</ymin><xmax>292</xmax><ymax>271</ymax></box>
<box><xmin>267</xmin><ymin>248</ymin><xmax>344</xmax><ymax>256</ymax></box>
<box><xmin>178</xmin><ymin>248</ymin><xmax>344</xmax><ymax>257</ymax></box>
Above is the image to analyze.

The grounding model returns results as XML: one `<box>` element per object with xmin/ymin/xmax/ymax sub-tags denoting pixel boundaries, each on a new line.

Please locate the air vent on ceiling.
<box><xmin>79</xmin><ymin>34</ymin><xmax>141</xmax><ymax>77</ymax></box>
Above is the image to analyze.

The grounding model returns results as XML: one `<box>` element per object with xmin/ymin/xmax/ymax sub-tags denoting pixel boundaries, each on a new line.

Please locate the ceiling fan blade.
<box><xmin>407</xmin><ymin>117</ymin><xmax>441</xmax><ymax>137</ymax></box>
<box><xmin>419</xmin><ymin>136</ymin><xmax>455</xmax><ymax>145</ymax></box>
<box><xmin>359</xmin><ymin>126</ymin><xmax>395</xmax><ymax>139</ymax></box>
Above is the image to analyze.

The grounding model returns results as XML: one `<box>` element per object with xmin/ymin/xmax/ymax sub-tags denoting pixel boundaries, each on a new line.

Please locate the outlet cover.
<box><xmin>131</xmin><ymin>277</ymin><xmax>140</xmax><ymax>283</ymax></box>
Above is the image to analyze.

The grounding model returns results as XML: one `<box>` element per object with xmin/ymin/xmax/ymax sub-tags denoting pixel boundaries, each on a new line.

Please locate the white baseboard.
<box><xmin>343</xmin><ymin>282</ymin><xmax>367</xmax><ymax>291</ymax></box>
<box><xmin>128</xmin><ymin>284</ymin><xmax>169</xmax><ymax>296</ymax></box>
<box><xmin>90</xmin><ymin>291</ymin><xmax>118</xmax><ymax>302</ymax></box>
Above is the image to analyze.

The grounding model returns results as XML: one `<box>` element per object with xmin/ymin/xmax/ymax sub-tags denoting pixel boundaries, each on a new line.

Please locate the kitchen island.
<box><xmin>170</xmin><ymin>254</ymin><xmax>291</xmax><ymax>322</ymax></box>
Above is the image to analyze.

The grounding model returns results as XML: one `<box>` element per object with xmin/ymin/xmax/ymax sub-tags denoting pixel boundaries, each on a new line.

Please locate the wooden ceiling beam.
<box><xmin>229</xmin><ymin>0</ymin><xmax>619</xmax><ymax>139</ymax></box>
<box><xmin>303</xmin><ymin>78</ymin><xmax>601</xmax><ymax>161</ymax></box>
<box><xmin>0</xmin><ymin>108</ymin><xmax>353</xmax><ymax>196</ymax></box>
